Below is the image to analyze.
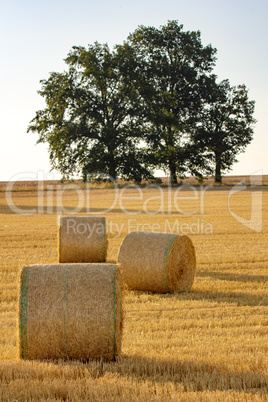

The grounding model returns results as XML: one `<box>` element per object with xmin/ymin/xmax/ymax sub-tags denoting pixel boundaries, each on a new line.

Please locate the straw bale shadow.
<box><xmin>1</xmin><ymin>357</ymin><xmax>267</xmax><ymax>395</ymax></box>
<box><xmin>103</xmin><ymin>355</ymin><xmax>268</xmax><ymax>394</ymax></box>
<box><xmin>155</xmin><ymin>289</ymin><xmax>268</xmax><ymax>306</ymax></box>
<box><xmin>197</xmin><ymin>271</ymin><xmax>268</xmax><ymax>284</ymax></box>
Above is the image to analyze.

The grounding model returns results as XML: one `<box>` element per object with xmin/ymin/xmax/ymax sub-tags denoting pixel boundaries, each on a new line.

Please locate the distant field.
<box><xmin>1</xmin><ymin>174</ymin><xmax>268</xmax><ymax>192</ymax></box>
<box><xmin>0</xmin><ymin>179</ymin><xmax>267</xmax><ymax>401</ymax></box>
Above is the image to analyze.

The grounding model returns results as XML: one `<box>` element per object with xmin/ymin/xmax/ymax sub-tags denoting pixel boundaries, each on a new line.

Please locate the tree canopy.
<box><xmin>28</xmin><ymin>42</ymin><xmax>152</xmax><ymax>181</ymax></box>
<box><xmin>125</xmin><ymin>21</ymin><xmax>217</xmax><ymax>184</ymax></box>
<box><xmin>28</xmin><ymin>20</ymin><xmax>256</xmax><ymax>183</ymax></box>
<box><xmin>191</xmin><ymin>79</ymin><xmax>256</xmax><ymax>182</ymax></box>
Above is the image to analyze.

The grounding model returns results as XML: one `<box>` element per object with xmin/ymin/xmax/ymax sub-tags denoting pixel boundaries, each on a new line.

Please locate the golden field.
<box><xmin>0</xmin><ymin>179</ymin><xmax>267</xmax><ymax>401</ymax></box>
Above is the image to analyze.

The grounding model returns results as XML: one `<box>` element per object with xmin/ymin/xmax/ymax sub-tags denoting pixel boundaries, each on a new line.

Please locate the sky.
<box><xmin>1</xmin><ymin>0</ymin><xmax>267</xmax><ymax>182</ymax></box>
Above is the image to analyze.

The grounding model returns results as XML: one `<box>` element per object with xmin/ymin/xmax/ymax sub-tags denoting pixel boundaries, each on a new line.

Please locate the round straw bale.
<box><xmin>18</xmin><ymin>263</ymin><xmax>122</xmax><ymax>361</ymax></box>
<box><xmin>58</xmin><ymin>216</ymin><xmax>107</xmax><ymax>263</ymax></box>
<box><xmin>118</xmin><ymin>231</ymin><xmax>196</xmax><ymax>293</ymax></box>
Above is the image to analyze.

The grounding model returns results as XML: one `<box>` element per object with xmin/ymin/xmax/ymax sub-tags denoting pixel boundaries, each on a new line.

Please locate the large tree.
<box><xmin>126</xmin><ymin>20</ymin><xmax>217</xmax><ymax>184</ymax></box>
<box><xmin>191</xmin><ymin>79</ymin><xmax>256</xmax><ymax>183</ymax></box>
<box><xmin>28</xmin><ymin>42</ymin><xmax>152</xmax><ymax>181</ymax></box>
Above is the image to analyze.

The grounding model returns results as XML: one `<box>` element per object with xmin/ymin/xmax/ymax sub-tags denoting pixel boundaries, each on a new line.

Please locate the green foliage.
<box><xmin>28</xmin><ymin>42</ymin><xmax>153</xmax><ymax>181</ymax></box>
<box><xmin>125</xmin><ymin>20</ymin><xmax>217</xmax><ymax>184</ymax></box>
<box><xmin>28</xmin><ymin>21</ymin><xmax>255</xmax><ymax>183</ymax></box>
<box><xmin>191</xmin><ymin>78</ymin><xmax>256</xmax><ymax>183</ymax></box>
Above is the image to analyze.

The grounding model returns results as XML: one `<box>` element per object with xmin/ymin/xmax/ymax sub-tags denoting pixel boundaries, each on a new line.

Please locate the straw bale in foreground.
<box><xmin>18</xmin><ymin>263</ymin><xmax>122</xmax><ymax>361</ymax></box>
<box><xmin>118</xmin><ymin>231</ymin><xmax>196</xmax><ymax>293</ymax></box>
<box><xmin>58</xmin><ymin>216</ymin><xmax>107</xmax><ymax>263</ymax></box>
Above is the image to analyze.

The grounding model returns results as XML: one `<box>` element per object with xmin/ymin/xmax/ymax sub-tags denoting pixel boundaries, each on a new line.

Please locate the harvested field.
<box><xmin>0</xmin><ymin>180</ymin><xmax>267</xmax><ymax>400</ymax></box>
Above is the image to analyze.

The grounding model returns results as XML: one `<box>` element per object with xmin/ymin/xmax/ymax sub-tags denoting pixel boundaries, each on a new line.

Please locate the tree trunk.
<box><xmin>108</xmin><ymin>168</ymin><xmax>116</xmax><ymax>182</ymax></box>
<box><xmin>107</xmin><ymin>144</ymin><xmax>117</xmax><ymax>181</ymax></box>
<box><xmin>169</xmin><ymin>162</ymin><xmax>177</xmax><ymax>185</ymax></box>
<box><xmin>215</xmin><ymin>152</ymin><xmax>222</xmax><ymax>183</ymax></box>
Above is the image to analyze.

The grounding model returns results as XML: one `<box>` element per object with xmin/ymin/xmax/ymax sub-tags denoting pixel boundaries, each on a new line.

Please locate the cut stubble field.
<box><xmin>0</xmin><ymin>182</ymin><xmax>267</xmax><ymax>401</ymax></box>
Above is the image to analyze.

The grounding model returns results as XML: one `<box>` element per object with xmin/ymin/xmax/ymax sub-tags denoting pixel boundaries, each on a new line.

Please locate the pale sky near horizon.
<box><xmin>1</xmin><ymin>0</ymin><xmax>267</xmax><ymax>182</ymax></box>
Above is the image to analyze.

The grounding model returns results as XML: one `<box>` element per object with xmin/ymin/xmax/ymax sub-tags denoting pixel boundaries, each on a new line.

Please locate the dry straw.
<box><xmin>118</xmin><ymin>231</ymin><xmax>196</xmax><ymax>293</ymax></box>
<box><xmin>18</xmin><ymin>263</ymin><xmax>122</xmax><ymax>361</ymax></box>
<box><xmin>58</xmin><ymin>216</ymin><xmax>107</xmax><ymax>263</ymax></box>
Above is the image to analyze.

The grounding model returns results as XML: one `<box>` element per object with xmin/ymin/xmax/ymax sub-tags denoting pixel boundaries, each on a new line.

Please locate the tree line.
<box><xmin>28</xmin><ymin>21</ymin><xmax>256</xmax><ymax>184</ymax></box>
